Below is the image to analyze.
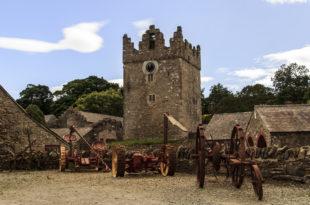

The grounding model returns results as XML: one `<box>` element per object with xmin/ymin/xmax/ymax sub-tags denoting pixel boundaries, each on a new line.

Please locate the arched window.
<box><xmin>257</xmin><ymin>135</ymin><xmax>267</xmax><ymax>148</ymax></box>
<box><xmin>247</xmin><ymin>135</ymin><xmax>254</xmax><ymax>147</ymax></box>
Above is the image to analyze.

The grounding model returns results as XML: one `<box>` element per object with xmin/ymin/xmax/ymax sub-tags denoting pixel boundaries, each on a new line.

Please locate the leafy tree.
<box><xmin>272</xmin><ymin>63</ymin><xmax>310</xmax><ymax>104</ymax></box>
<box><xmin>53</xmin><ymin>76</ymin><xmax>120</xmax><ymax>116</ymax></box>
<box><xmin>25</xmin><ymin>104</ymin><xmax>45</xmax><ymax>124</ymax></box>
<box><xmin>207</xmin><ymin>83</ymin><xmax>233</xmax><ymax>113</ymax></box>
<box><xmin>75</xmin><ymin>88</ymin><xmax>123</xmax><ymax>117</ymax></box>
<box><xmin>212</xmin><ymin>95</ymin><xmax>242</xmax><ymax>113</ymax></box>
<box><xmin>237</xmin><ymin>84</ymin><xmax>275</xmax><ymax>111</ymax></box>
<box><xmin>16</xmin><ymin>84</ymin><xmax>53</xmax><ymax>114</ymax></box>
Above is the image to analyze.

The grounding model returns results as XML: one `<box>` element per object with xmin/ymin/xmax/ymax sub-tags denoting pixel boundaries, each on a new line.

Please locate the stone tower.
<box><xmin>123</xmin><ymin>25</ymin><xmax>201</xmax><ymax>140</ymax></box>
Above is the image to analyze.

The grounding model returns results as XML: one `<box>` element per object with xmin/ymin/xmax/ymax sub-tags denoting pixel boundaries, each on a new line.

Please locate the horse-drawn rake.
<box><xmin>111</xmin><ymin>112</ymin><xmax>187</xmax><ymax>177</ymax></box>
<box><xmin>193</xmin><ymin>125</ymin><xmax>264</xmax><ymax>200</ymax></box>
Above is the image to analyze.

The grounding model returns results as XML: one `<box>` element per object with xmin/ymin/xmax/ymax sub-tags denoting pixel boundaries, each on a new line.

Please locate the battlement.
<box><xmin>123</xmin><ymin>25</ymin><xmax>201</xmax><ymax>69</ymax></box>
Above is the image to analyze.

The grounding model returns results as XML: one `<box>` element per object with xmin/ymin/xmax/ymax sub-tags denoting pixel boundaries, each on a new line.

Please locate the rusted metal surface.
<box><xmin>193</xmin><ymin>124</ymin><xmax>264</xmax><ymax>200</ymax></box>
<box><xmin>112</xmin><ymin>113</ymin><xmax>182</xmax><ymax>177</ymax></box>
<box><xmin>59</xmin><ymin>125</ymin><xmax>110</xmax><ymax>172</ymax></box>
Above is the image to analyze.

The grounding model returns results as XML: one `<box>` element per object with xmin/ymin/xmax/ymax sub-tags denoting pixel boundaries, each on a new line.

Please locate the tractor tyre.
<box><xmin>59</xmin><ymin>146</ymin><xmax>66</xmax><ymax>172</ymax></box>
<box><xmin>112</xmin><ymin>145</ymin><xmax>126</xmax><ymax>177</ymax></box>
<box><xmin>160</xmin><ymin>144</ymin><xmax>176</xmax><ymax>176</ymax></box>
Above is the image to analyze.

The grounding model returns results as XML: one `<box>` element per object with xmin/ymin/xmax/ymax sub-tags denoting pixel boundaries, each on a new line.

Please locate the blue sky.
<box><xmin>0</xmin><ymin>0</ymin><xmax>309</xmax><ymax>99</ymax></box>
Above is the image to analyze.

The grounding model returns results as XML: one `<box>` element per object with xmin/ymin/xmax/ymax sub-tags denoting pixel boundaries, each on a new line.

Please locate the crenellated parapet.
<box><xmin>123</xmin><ymin>25</ymin><xmax>201</xmax><ymax>69</ymax></box>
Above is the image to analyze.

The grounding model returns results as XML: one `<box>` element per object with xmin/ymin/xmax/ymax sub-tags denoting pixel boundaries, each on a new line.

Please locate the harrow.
<box><xmin>193</xmin><ymin>125</ymin><xmax>264</xmax><ymax>200</ymax></box>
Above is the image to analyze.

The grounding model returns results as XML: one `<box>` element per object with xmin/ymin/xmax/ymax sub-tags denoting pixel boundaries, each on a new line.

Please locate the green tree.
<box><xmin>25</xmin><ymin>104</ymin><xmax>45</xmax><ymax>124</ymax></box>
<box><xmin>237</xmin><ymin>84</ymin><xmax>275</xmax><ymax>111</ymax></box>
<box><xmin>52</xmin><ymin>76</ymin><xmax>120</xmax><ymax>116</ymax></box>
<box><xmin>207</xmin><ymin>83</ymin><xmax>233</xmax><ymax>113</ymax></box>
<box><xmin>16</xmin><ymin>84</ymin><xmax>53</xmax><ymax>114</ymax></box>
<box><xmin>75</xmin><ymin>88</ymin><xmax>123</xmax><ymax>117</ymax></box>
<box><xmin>272</xmin><ymin>63</ymin><xmax>310</xmax><ymax>104</ymax></box>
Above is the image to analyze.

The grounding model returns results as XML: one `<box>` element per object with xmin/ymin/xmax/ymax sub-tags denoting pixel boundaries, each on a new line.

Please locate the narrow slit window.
<box><xmin>149</xmin><ymin>94</ymin><xmax>155</xmax><ymax>102</ymax></box>
<box><xmin>148</xmin><ymin>74</ymin><xmax>153</xmax><ymax>82</ymax></box>
<box><xmin>149</xmin><ymin>33</ymin><xmax>155</xmax><ymax>49</ymax></box>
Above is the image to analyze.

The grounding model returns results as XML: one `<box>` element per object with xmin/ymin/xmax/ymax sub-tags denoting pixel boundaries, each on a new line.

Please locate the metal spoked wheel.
<box><xmin>160</xmin><ymin>144</ymin><xmax>176</xmax><ymax>176</ymax></box>
<box><xmin>112</xmin><ymin>145</ymin><xmax>126</xmax><ymax>177</ymax></box>
<box><xmin>231</xmin><ymin>164</ymin><xmax>244</xmax><ymax>188</ymax></box>
<box><xmin>196</xmin><ymin>126</ymin><xmax>205</xmax><ymax>188</ymax></box>
<box><xmin>251</xmin><ymin>165</ymin><xmax>263</xmax><ymax>200</ymax></box>
<box><xmin>59</xmin><ymin>146</ymin><xmax>66</xmax><ymax>172</ymax></box>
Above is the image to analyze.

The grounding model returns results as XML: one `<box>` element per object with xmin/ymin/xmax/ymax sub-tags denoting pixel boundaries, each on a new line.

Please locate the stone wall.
<box><xmin>245</xmin><ymin>111</ymin><xmax>271</xmax><ymax>147</ymax></box>
<box><xmin>271</xmin><ymin>132</ymin><xmax>310</xmax><ymax>147</ymax></box>
<box><xmin>0</xmin><ymin>85</ymin><xmax>68</xmax><ymax>169</ymax></box>
<box><xmin>123</xmin><ymin>25</ymin><xmax>201</xmax><ymax>140</ymax></box>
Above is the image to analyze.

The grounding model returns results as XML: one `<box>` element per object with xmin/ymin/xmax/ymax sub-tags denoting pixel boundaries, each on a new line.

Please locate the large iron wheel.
<box><xmin>231</xmin><ymin>164</ymin><xmax>244</xmax><ymax>188</ymax></box>
<box><xmin>59</xmin><ymin>146</ymin><xmax>66</xmax><ymax>172</ymax></box>
<box><xmin>251</xmin><ymin>165</ymin><xmax>263</xmax><ymax>200</ymax></box>
<box><xmin>112</xmin><ymin>145</ymin><xmax>125</xmax><ymax>177</ymax></box>
<box><xmin>160</xmin><ymin>144</ymin><xmax>176</xmax><ymax>176</ymax></box>
<box><xmin>196</xmin><ymin>126</ymin><xmax>205</xmax><ymax>188</ymax></box>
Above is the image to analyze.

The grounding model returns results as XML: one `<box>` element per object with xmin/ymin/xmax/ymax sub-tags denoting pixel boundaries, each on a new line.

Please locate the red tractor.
<box><xmin>111</xmin><ymin>113</ymin><xmax>187</xmax><ymax>177</ymax></box>
<box><xmin>59</xmin><ymin>126</ymin><xmax>110</xmax><ymax>172</ymax></box>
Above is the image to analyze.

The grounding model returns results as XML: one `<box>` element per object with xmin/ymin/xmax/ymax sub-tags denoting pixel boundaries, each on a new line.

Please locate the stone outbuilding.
<box><xmin>246</xmin><ymin>104</ymin><xmax>310</xmax><ymax>148</ymax></box>
<box><xmin>0</xmin><ymin>85</ymin><xmax>68</xmax><ymax>159</ymax></box>
<box><xmin>204</xmin><ymin>112</ymin><xmax>252</xmax><ymax>144</ymax></box>
<box><xmin>49</xmin><ymin>107</ymin><xmax>123</xmax><ymax>150</ymax></box>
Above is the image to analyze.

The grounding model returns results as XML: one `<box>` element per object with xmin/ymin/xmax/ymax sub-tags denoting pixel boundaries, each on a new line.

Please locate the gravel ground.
<box><xmin>0</xmin><ymin>171</ymin><xmax>309</xmax><ymax>205</ymax></box>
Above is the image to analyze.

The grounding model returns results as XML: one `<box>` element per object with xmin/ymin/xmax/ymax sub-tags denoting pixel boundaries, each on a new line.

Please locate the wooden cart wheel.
<box><xmin>160</xmin><ymin>144</ymin><xmax>176</xmax><ymax>176</ymax></box>
<box><xmin>112</xmin><ymin>145</ymin><xmax>125</xmax><ymax>177</ymax></box>
<box><xmin>251</xmin><ymin>165</ymin><xmax>263</xmax><ymax>200</ymax></box>
<box><xmin>59</xmin><ymin>146</ymin><xmax>66</xmax><ymax>172</ymax></box>
<box><xmin>196</xmin><ymin>126</ymin><xmax>205</xmax><ymax>188</ymax></box>
<box><xmin>232</xmin><ymin>164</ymin><xmax>244</xmax><ymax>188</ymax></box>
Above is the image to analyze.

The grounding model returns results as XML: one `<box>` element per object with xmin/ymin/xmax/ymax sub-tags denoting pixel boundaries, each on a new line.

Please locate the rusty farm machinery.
<box><xmin>193</xmin><ymin>125</ymin><xmax>264</xmax><ymax>200</ymax></box>
<box><xmin>59</xmin><ymin>125</ymin><xmax>110</xmax><ymax>172</ymax></box>
<box><xmin>111</xmin><ymin>113</ymin><xmax>187</xmax><ymax>177</ymax></box>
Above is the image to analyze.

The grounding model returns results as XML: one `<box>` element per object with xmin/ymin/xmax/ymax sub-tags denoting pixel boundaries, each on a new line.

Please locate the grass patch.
<box><xmin>107</xmin><ymin>138</ymin><xmax>180</xmax><ymax>147</ymax></box>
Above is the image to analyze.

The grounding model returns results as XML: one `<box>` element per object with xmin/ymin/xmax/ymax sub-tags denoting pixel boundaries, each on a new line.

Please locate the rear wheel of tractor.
<box><xmin>112</xmin><ymin>145</ymin><xmax>125</xmax><ymax>177</ymax></box>
<box><xmin>160</xmin><ymin>145</ymin><xmax>176</xmax><ymax>176</ymax></box>
<box><xmin>59</xmin><ymin>146</ymin><xmax>66</xmax><ymax>172</ymax></box>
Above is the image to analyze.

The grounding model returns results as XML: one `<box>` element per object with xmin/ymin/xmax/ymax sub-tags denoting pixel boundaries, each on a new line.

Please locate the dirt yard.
<box><xmin>0</xmin><ymin>171</ymin><xmax>309</xmax><ymax>205</ymax></box>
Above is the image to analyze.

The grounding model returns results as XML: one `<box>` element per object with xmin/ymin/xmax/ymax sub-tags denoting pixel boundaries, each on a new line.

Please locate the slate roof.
<box><xmin>51</xmin><ymin>127</ymin><xmax>93</xmax><ymax>141</ymax></box>
<box><xmin>76</xmin><ymin>110</ymin><xmax>123</xmax><ymax>124</ymax></box>
<box><xmin>255</xmin><ymin>104</ymin><xmax>310</xmax><ymax>132</ymax></box>
<box><xmin>204</xmin><ymin>112</ymin><xmax>252</xmax><ymax>140</ymax></box>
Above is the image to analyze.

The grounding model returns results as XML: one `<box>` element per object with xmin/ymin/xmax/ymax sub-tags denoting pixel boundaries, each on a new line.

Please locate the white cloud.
<box><xmin>0</xmin><ymin>21</ymin><xmax>106</xmax><ymax>53</ymax></box>
<box><xmin>109</xmin><ymin>79</ymin><xmax>123</xmax><ymax>87</ymax></box>
<box><xmin>224</xmin><ymin>84</ymin><xmax>240</xmax><ymax>91</ymax></box>
<box><xmin>255</xmin><ymin>76</ymin><xmax>273</xmax><ymax>86</ymax></box>
<box><xmin>263</xmin><ymin>45</ymin><xmax>310</xmax><ymax>68</ymax></box>
<box><xmin>201</xmin><ymin>76</ymin><xmax>213</xmax><ymax>83</ymax></box>
<box><xmin>50</xmin><ymin>84</ymin><xmax>63</xmax><ymax>93</ymax></box>
<box><xmin>230</xmin><ymin>68</ymin><xmax>276</xmax><ymax>80</ymax></box>
<box><xmin>264</xmin><ymin>0</ymin><xmax>308</xmax><ymax>4</ymax></box>
<box><xmin>132</xmin><ymin>18</ymin><xmax>153</xmax><ymax>37</ymax></box>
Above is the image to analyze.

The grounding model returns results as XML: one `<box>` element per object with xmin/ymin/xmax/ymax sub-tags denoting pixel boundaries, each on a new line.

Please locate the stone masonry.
<box><xmin>123</xmin><ymin>25</ymin><xmax>202</xmax><ymax>140</ymax></box>
<box><xmin>0</xmin><ymin>85</ymin><xmax>68</xmax><ymax>169</ymax></box>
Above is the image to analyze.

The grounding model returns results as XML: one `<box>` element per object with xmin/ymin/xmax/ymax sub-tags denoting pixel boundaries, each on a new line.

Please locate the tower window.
<box><xmin>149</xmin><ymin>33</ymin><xmax>155</xmax><ymax>49</ymax></box>
<box><xmin>148</xmin><ymin>74</ymin><xmax>153</xmax><ymax>82</ymax></box>
<box><xmin>146</xmin><ymin>62</ymin><xmax>155</xmax><ymax>72</ymax></box>
<box><xmin>149</xmin><ymin>94</ymin><xmax>155</xmax><ymax>102</ymax></box>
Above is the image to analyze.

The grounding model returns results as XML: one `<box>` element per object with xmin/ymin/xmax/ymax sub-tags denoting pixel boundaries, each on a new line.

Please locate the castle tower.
<box><xmin>123</xmin><ymin>25</ymin><xmax>201</xmax><ymax>140</ymax></box>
